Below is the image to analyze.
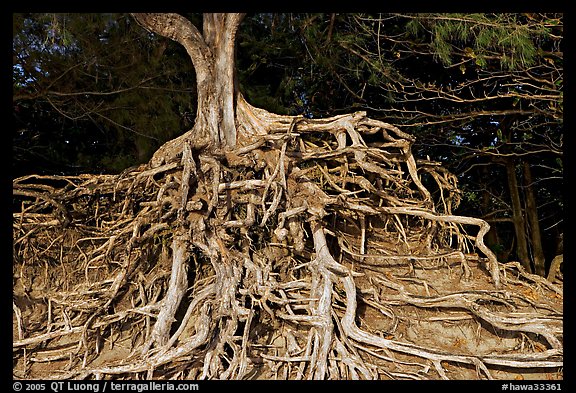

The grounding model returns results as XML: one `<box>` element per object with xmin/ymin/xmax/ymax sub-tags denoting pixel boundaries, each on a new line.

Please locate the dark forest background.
<box><xmin>12</xmin><ymin>13</ymin><xmax>563</xmax><ymax>277</ymax></box>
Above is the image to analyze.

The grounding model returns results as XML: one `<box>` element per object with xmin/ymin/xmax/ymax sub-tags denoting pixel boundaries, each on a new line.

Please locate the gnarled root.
<box><xmin>13</xmin><ymin>110</ymin><xmax>562</xmax><ymax>380</ymax></box>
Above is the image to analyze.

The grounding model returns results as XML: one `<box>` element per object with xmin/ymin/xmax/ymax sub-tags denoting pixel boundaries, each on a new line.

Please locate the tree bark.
<box><xmin>203</xmin><ymin>13</ymin><xmax>244</xmax><ymax>147</ymax></box>
<box><xmin>481</xmin><ymin>167</ymin><xmax>501</xmax><ymax>258</ymax></box>
<box><xmin>504</xmin><ymin>158</ymin><xmax>531</xmax><ymax>272</ymax></box>
<box><xmin>522</xmin><ymin>161</ymin><xmax>546</xmax><ymax>276</ymax></box>
<box><xmin>131</xmin><ymin>13</ymin><xmax>245</xmax><ymax>156</ymax></box>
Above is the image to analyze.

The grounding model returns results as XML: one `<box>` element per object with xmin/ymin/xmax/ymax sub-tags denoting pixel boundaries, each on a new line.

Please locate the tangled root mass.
<box><xmin>13</xmin><ymin>111</ymin><xmax>562</xmax><ymax>380</ymax></box>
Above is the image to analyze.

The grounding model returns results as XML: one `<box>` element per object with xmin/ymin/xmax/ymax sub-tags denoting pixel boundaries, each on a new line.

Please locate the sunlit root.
<box><xmin>13</xmin><ymin>110</ymin><xmax>562</xmax><ymax>380</ymax></box>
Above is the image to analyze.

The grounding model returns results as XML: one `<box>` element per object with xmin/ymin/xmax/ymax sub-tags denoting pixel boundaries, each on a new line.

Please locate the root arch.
<box><xmin>13</xmin><ymin>106</ymin><xmax>562</xmax><ymax>380</ymax></box>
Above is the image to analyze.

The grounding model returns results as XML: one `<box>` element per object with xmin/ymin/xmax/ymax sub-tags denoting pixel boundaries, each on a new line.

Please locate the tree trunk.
<box><xmin>504</xmin><ymin>158</ymin><xmax>532</xmax><ymax>272</ymax></box>
<box><xmin>522</xmin><ymin>160</ymin><xmax>546</xmax><ymax>276</ymax></box>
<box><xmin>131</xmin><ymin>13</ymin><xmax>244</xmax><ymax>163</ymax></box>
<box><xmin>202</xmin><ymin>13</ymin><xmax>243</xmax><ymax>148</ymax></box>
<box><xmin>480</xmin><ymin>166</ymin><xmax>502</xmax><ymax>258</ymax></box>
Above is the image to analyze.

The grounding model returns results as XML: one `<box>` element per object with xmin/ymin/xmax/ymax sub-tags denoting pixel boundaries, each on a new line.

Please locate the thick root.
<box><xmin>13</xmin><ymin>110</ymin><xmax>562</xmax><ymax>380</ymax></box>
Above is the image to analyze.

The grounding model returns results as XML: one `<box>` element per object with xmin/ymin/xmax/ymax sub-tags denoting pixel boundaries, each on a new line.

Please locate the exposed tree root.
<box><xmin>13</xmin><ymin>110</ymin><xmax>562</xmax><ymax>380</ymax></box>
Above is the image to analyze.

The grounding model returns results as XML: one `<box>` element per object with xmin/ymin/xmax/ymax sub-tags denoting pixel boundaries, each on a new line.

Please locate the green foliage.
<box><xmin>408</xmin><ymin>14</ymin><xmax>551</xmax><ymax>70</ymax></box>
<box><xmin>463</xmin><ymin>190</ymin><xmax>478</xmax><ymax>203</ymax></box>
